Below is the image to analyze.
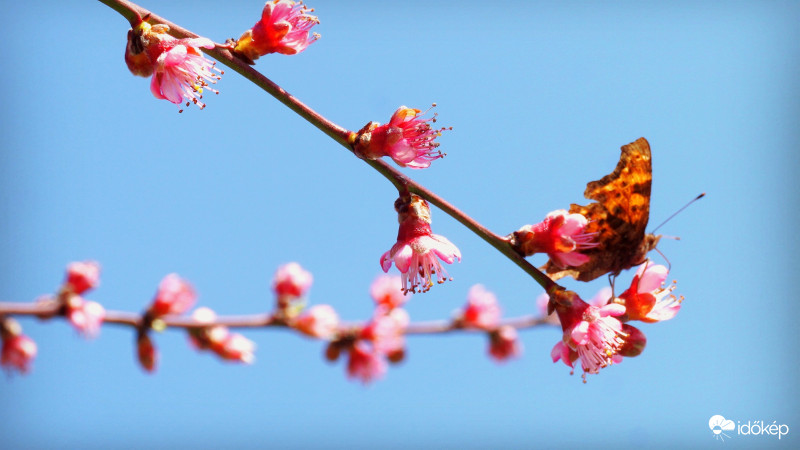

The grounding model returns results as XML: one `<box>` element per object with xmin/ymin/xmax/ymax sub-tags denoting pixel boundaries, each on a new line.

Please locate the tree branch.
<box><xmin>96</xmin><ymin>0</ymin><xmax>557</xmax><ymax>293</ymax></box>
<box><xmin>0</xmin><ymin>301</ymin><xmax>553</xmax><ymax>335</ymax></box>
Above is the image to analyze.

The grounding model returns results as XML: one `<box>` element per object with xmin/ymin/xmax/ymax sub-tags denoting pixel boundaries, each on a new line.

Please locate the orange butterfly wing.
<box><xmin>543</xmin><ymin>137</ymin><xmax>659</xmax><ymax>281</ymax></box>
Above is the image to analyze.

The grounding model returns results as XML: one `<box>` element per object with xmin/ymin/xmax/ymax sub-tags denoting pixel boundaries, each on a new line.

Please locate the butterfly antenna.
<box><xmin>651</xmin><ymin>192</ymin><xmax>705</xmax><ymax>233</ymax></box>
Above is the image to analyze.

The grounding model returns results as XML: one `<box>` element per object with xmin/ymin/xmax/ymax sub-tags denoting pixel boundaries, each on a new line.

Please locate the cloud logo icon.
<box><xmin>709</xmin><ymin>415</ymin><xmax>735</xmax><ymax>441</ymax></box>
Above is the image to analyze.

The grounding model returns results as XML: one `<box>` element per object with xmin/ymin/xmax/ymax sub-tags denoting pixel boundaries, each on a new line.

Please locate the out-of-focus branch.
<box><xmin>0</xmin><ymin>301</ymin><xmax>552</xmax><ymax>334</ymax></box>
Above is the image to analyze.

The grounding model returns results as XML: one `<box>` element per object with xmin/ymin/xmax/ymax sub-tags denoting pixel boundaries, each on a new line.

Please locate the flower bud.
<box><xmin>64</xmin><ymin>261</ymin><xmax>101</xmax><ymax>295</ymax></box>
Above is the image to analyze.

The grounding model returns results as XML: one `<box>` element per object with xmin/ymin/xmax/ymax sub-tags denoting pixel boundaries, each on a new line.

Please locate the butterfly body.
<box><xmin>544</xmin><ymin>138</ymin><xmax>660</xmax><ymax>281</ymax></box>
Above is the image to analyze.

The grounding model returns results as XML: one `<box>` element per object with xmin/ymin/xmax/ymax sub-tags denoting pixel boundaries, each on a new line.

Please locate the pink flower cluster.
<box><xmin>61</xmin><ymin>261</ymin><xmax>106</xmax><ymax>338</ymax></box>
<box><xmin>125</xmin><ymin>17</ymin><xmax>222</xmax><ymax>110</ymax></box>
<box><xmin>514</xmin><ymin>210</ymin><xmax>598</xmax><ymax>268</ymax></box>
<box><xmin>1</xmin><ymin>260</ymin><xmax>108</xmax><ymax>375</ymax></box>
<box><xmin>380</xmin><ymin>195</ymin><xmax>461</xmax><ymax>294</ymax></box>
<box><xmin>270</xmin><ymin>262</ymin><xmax>342</xmax><ymax>339</ymax></box>
<box><xmin>458</xmin><ymin>285</ymin><xmax>522</xmax><ymax>362</ymax></box>
<box><xmin>348</xmin><ymin>307</ymin><xmax>408</xmax><ymax>384</ymax></box>
<box><xmin>325</xmin><ymin>275</ymin><xmax>409</xmax><ymax>384</ymax></box>
<box><xmin>353</xmin><ymin>106</ymin><xmax>448</xmax><ymax>169</ymax></box>
<box><xmin>139</xmin><ymin>273</ymin><xmax>197</xmax><ymax>373</ymax></box>
<box><xmin>547</xmin><ymin>261</ymin><xmax>682</xmax><ymax>380</ymax></box>
<box><xmin>234</xmin><ymin>0</ymin><xmax>320</xmax><ymax>62</ymax></box>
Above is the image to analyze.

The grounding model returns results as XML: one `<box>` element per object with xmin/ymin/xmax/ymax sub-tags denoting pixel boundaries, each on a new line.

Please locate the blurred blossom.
<box><xmin>149</xmin><ymin>274</ymin><xmax>197</xmax><ymax>317</ymax></box>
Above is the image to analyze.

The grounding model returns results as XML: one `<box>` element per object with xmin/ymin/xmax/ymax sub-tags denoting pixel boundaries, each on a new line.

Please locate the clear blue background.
<box><xmin>2</xmin><ymin>1</ymin><xmax>798</xmax><ymax>448</ymax></box>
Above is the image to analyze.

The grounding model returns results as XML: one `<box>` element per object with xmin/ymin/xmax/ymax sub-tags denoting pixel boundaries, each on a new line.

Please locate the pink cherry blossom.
<box><xmin>273</xmin><ymin>262</ymin><xmax>313</xmax><ymax>298</ymax></box>
<box><xmin>550</xmin><ymin>290</ymin><xmax>628</xmax><ymax>376</ymax></box>
<box><xmin>346</xmin><ymin>341</ymin><xmax>387</xmax><ymax>385</ymax></box>
<box><xmin>369</xmin><ymin>274</ymin><xmax>408</xmax><ymax>311</ymax></box>
<box><xmin>354</xmin><ymin>106</ymin><xmax>447</xmax><ymax>169</ymax></box>
<box><xmin>461</xmin><ymin>284</ymin><xmax>502</xmax><ymax>330</ymax></box>
<box><xmin>515</xmin><ymin>209</ymin><xmax>598</xmax><ymax>268</ymax></box>
<box><xmin>234</xmin><ymin>1</ymin><xmax>320</xmax><ymax>61</ymax></box>
<box><xmin>65</xmin><ymin>296</ymin><xmax>105</xmax><ymax>339</ymax></box>
<box><xmin>618</xmin><ymin>261</ymin><xmax>681</xmax><ymax>323</ymax></box>
<box><xmin>361</xmin><ymin>308</ymin><xmax>408</xmax><ymax>356</ymax></box>
<box><xmin>124</xmin><ymin>18</ymin><xmax>222</xmax><ymax>110</ymax></box>
<box><xmin>149</xmin><ymin>273</ymin><xmax>196</xmax><ymax>317</ymax></box>
<box><xmin>64</xmin><ymin>261</ymin><xmax>101</xmax><ymax>295</ymax></box>
<box><xmin>1</xmin><ymin>334</ymin><xmax>37</xmax><ymax>375</ymax></box>
<box><xmin>381</xmin><ymin>194</ymin><xmax>460</xmax><ymax>294</ymax></box>
<box><xmin>150</xmin><ymin>37</ymin><xmax>222</xmax><ymax>110</ymax></box>
<box><xmin>215</xmin><ymin>333</ymin><xmax>256</xmax><ymax>364</ymax></box>
<box><xmin>295</xmin><ymin>304</ymin><xmax>340</xmax><ymax>340</ymax></box>
<box><xmin>488</xmin><ymin>325</ymin><xmax>522</xmax><ymax>362</ymax></box>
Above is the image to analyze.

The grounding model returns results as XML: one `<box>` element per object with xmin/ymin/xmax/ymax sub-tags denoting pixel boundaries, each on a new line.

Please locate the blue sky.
<box><xmin>1</xmin><ymin>1</ymin><xmax>798</xmax><ymax>448</ymax></box>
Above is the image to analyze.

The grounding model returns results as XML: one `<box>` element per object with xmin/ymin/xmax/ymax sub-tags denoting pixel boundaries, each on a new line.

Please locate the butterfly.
<box><xmin>543</xmin><ymin>137</ymin><xmax>660</xmax><ymax>282</ymax></box>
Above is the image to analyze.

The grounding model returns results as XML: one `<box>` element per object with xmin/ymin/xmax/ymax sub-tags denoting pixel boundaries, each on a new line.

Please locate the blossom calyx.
<box><xmin>125</xmin><ymin>15</ymin><xmax>171</xmax><ymax>77</ymax></box>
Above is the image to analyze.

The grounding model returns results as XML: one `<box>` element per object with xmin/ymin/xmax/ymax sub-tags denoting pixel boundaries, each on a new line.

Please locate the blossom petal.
<box><xmin>637</xmin><ymin>263</ymin><xmax>669</xmax><ymax>293</ymax></box>
<box><xmin>598</xmin><ymin>303</ymin><xmax>627</xmax><ymax>317</ymax></box>
<box><xmin>392</xmin><ymin>244</ymin><xmax>414</xmax><ymax>273</ymax></box>
<box><xmin>559</xmin><ymin>213</ymin><xmax>588</xmax><ymax>235</ymax></box>
<box><xmin>571</xmin><ymin>321</ymin><xmax>590</xmax><ymax>344</ymax></box>
<box><xmin>379</xmin><ymin>250</ymin><xmax>394</xmax><ymax>272</ymax></box>
<box><xmin>428</xmin><ymin>235</ymin><xmax>461</xmax><ymax>263</ymax></box>
<box><xmin>550</xmin><ymin>341</ymin><xmax>573</xmax><ymax>368</ymax></box>
<box><xmin>644</xmin><ymin>299</ymin><xmax>682</xmax><ymax>323</ymax></box>
<box><xmin>553</xmin><ymin>251</ymin><xmax>590</xmax><ymax>268</ymax></box>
